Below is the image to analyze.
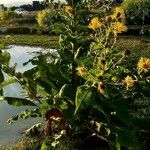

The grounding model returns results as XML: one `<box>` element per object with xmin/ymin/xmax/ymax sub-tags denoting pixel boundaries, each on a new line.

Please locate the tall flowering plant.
<box><xmin>51</xmin><ymin>1</ymin><xmax>150</xmax><ymax>149</ymax></box>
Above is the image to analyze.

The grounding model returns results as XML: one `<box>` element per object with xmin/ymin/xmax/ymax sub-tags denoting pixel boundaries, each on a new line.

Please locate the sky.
<box><xmin>0</xmin><ymin>0</ymin><xmax>49</xmax><ymax>6</ymax></box>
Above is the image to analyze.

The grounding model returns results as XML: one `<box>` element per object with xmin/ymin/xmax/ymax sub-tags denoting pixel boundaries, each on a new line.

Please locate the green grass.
<box><xmin>0</xmin><ymin>137</ymin><xmax>42</xmax><ymax>150</ymax></box>
<box><xmin>116</xmin><ymin>35</ymin><xmax>150</xmax><ymax>62</ymax></box>
<box><xmin>0</xmin><ymin>34</ymin><xmax>149</xmax><ymax>50</ymax></box>
<box><xmin>0</xmin><ymin>35</ymin><xmax>59</xmax><ymax>49</ymax></box>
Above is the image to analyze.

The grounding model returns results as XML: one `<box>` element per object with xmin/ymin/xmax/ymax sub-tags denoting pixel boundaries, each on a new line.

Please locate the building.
<box><xmin>0</xmin><ymin>4</ymin><xmax>4</xmax><ymax>11</ymax></box>
<box><xmin>33</xmin><ymin>1</ymin><xmax>41</xmax><ymax>10</ymax></box>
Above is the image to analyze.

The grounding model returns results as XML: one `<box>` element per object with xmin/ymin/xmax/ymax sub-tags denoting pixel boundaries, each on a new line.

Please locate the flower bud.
<box><xmin>100</xmin><ymin>59</ymin><xmax>106</xmax><ymax>66</ymax></box>
<box><xmin>124</xmin><ymin>49</ymin><xmax>131</xmax><ymax>57</ymax></box>
<box><xmin>98</xmin><ymin>82</ymin><xmax>105</xmax><ymax>95</ymax></box>
<box><xmin>97</xmin><ymin>75</ymin><xmax>103</xmax><ymax>81</ymax></box>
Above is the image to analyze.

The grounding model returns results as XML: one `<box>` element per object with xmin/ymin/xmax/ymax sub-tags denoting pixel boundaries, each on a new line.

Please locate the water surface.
<box><xmin>0</xmin><ymin>45</ymin><xmax>46</xmax><ymax>145</ymax></box>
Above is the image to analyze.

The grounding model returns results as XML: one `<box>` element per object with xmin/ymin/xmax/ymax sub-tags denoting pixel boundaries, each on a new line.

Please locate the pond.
<box><xmin>0</xmin><ymin>45</ymin><xmax>50</xmax><ymax>146</ymax></box>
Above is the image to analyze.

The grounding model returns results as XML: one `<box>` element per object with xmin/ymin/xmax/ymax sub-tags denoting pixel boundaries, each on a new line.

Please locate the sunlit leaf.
<box><xmin>75</xmin><ymin>85</ymin><xmax>92</xmax><ymax>114</ymax></box>
<box><xmin>0</xmin><ymin>96</ymin><xmax>36</xmax><ymax>106</ymax></box>
<box><xmin>0</xmin><ymin>50</ymin><xmax>10</xmax><ymax>65</ymax></box>
<box><xmin>0</xmin><ymin>77</ymin><xmax>17</xmax><ymax>90</ymax></box>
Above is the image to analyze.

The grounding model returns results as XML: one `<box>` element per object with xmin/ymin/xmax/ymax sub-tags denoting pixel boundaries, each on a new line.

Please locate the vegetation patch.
<box><xmin>0</xmin><ymin>35</ymin><xmax>59</xmax><ymax>49</ymax></box>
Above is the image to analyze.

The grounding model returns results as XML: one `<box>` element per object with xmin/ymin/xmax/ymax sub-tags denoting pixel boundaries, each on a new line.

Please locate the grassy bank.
<box><xmin>117</xmin><ymin>35</ymin><xmax>150</xmax><ymax>59</ymax></box>
<box><xmin>0</xmin><ymin>34</ymin><xmax>149</xmax><ymax>50</ymax></box>
<box><xmin>0</xmin><ymin>35</ymin><xmax>59</xmax><ymax>49</ymax></box>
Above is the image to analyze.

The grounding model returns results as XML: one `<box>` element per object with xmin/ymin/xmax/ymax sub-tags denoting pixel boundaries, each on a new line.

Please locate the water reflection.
<box><xmin>0</xmin><ymin>45</ymin><xmax>45</xmax><ymax>145</ymax></box>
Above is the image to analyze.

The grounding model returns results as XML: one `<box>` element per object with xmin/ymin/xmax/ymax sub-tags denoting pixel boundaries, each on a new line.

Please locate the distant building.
<box><xmin>33</xmin><ymin>1</ymin><xmax>41</xmax><ymax>10</ymax></box>
<box><xmin>0</xmin><ymin>4</ymin><xmax>4</xmax><ymax>11</ymax></box>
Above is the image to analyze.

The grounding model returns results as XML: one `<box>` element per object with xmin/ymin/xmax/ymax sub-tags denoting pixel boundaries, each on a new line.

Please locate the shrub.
<box><xmin>122</xmin><ymin>0</ymin><xmax>150</xmax><ymax>25</ymax></box>
<box><xmin>0</xmin><ymin>8</ymin><xmax>19</xmax><ymax>21</ymax></box>
<box><xmin>36</xmin><ymin>9</ymin><xmax>57</xmax><ymax>31</ymax></box>
<box><xmin>4</xmin><ymin>27</ymin><xmax>31</xmax><ymax>34</ymax></box>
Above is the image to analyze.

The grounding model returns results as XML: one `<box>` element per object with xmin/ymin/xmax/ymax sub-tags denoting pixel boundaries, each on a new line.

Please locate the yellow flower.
<box><xmin>124</xmin><ymin>76</ymin><xmax>135</xmax><ymax>89</ymax></box>
<box><xmin>64</xmin><ymin>5</ymin><xmax>73</xmax><ymax>16</ymax></box>
<box><xmin>114</xmin><ymin>6</ymin><xmax>125</xmax><ymax>20</ymax></box>
<box><xmin>88</xmin><ymin>17</ymin><xmax>101</xmax><ymax>30</ymax></box>
<box><xmin>76</xmin><ymin>66</ymin><xmax>88</xmax><ymax>77</ymax></box>
<box><xmin>114</xmin><ymin>22</ymin><xmax>128</xmax><ymax>33</ymax></box>
<box><xmin>138</xmin><ymin>57</ymin><xmax>150</xmax><ymax>72</ymax></box>
<box><xmin>115</xmin><ymin>7</ymin><xmax>124</xmax><ymax>15</ymax></box>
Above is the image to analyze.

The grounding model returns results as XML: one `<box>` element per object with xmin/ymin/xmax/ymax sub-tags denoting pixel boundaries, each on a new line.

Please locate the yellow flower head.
<box><xmin>114</xmin><ymin>22</ymin><xmax>128</xmax><ymax>33</ymax></box>
<box><xmin>64</xmin><ymin>5</ymin><xmax>73</xmax><ymax>16</ymax></box>
<box><xmin>88</xmin><ymin>17</ymin><xmax>101</xmax><ymax>30</ymax></box>
<box><xmin>114</xmin><ymin>6</ymin><xmax>125</xmax><ymax>20</ymax></box>
<box><xmin>124</xmin><ymin>75</ymin><xmax>135</xmax><ymax>89</ymax></box>
<box><xmin>115</xmin><ymin>7</ymin><xmax>124</xmax><ymax>15</ymax></box>
<box><xmin>76</xmin><ymin>66</ymin><xmax>88</xmax><ymax>77</ymax></box>
<box><xmin>138</xmin><ymin>57</ymin><xmax>150</xmax><ymax>72</ymax></box>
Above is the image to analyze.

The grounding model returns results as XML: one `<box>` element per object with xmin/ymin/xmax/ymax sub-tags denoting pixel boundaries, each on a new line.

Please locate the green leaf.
<box><xmin>115</xmin><ymin>142</ymin><xmax>121</xmax><ymax>150</ymax></box>
<box><xmin>0</xmin><ymin>77</ymin><xmax>17</xmax><ymax>90</ymax></box>
<box><xmin>92</xmin><ymin>43</ymin><xmax>104</xmax><ymax>51</ymax></box>
<box><xmin>0</xmin><ymin>50</ymin><xmax>10</xmax><ymax>65</ymax></box>
<box><xmin>117</xmin><ymin>128</ymin><xmax>137</xmax><ymax>150</ymax></box>
<box><xmin>0</xmin><ymin>96</ymin><xmax>36</xmax><ymax>106</ymax></box>
<box><xmin>41</xmin><ymin>142</ymin><xmax>49</xmax><ymax>150</ymax></box>
<box><xmin>75</xmin><ymin>85</ymin><xmax>92</xmax><ymax>114</ymax></box>
<box><xmin>7</xmin><ymin>115</ymin><xmax>19</xmax><ymax>124</ymax></box>
<box><xmin>41</xmin><ymin>138</ymin><xmax>50</xmax><ymax>150</ymax></box>
<box><xmin>58</xmin><ymin>84</ymin><xmax>68</xmax><ymax>98</ymax></box>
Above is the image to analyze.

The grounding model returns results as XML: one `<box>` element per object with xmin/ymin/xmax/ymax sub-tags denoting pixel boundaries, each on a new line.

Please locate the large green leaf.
<box><xmin>75</xmin><ymin>85</ymin><xmax>92</xmax><ymax>114</ymax></box>
<box><xmin>0</xmin><ymin>77</ymin><xmax>17</xmax><ymax>90</ymax></box>
<box><xmin>116</xmin><ymin>128</ymin><xmax>137</xmax><ymax>150</ymax></box>
<box><xmin>0</xmin><ymin>50</ymin><xmax>10</xmax><ymax>65</ymax></box>
<box><xmin>0</xmin><ymin>96</ymin><xmax>36</xmax><ymax>106</ymax></box>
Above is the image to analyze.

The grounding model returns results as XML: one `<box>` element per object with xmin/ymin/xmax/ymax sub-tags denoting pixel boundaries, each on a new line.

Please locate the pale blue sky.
<box><xmin>0</xmin><ymin>0</ymin><xmax>65</xmax><ymax>6</ymax></box>
<box><xmin>0</xmin><ymin>0</ymin><xmax>43</xmax><ymax>6</ymax></box>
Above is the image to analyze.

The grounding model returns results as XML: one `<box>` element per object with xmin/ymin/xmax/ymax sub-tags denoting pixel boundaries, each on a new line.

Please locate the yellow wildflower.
<box><xmin>76</xmin><ymin>66</ymin><xmax>88</xmax><ymax>77</ymax></box>
<box><xmin>88</xmin><ymin>17</ymin><xmax>101</xmax><ymax>30</ymax></box>
<box><xmin>138</xmin><ymin>57</ymin><xmax>150</xmax><ymax>72</ymax></box>
<box><xmin>64</xmin><ymin>5</ymin><xmax>73</xmax><ymax>16</ymax></box>
<box><xmin>114</xmin><ymin>22</ymin><xmax>128</xmax><ymax>33</ymax></box>
<box><xmin>114</xmin><ymin>6</ymin><xmax>125</xmax><ymax>20</ymax></box>
<box><xmin>115</xmin><ymin>7</ymin><xmax>124</xmax><ymax>15</ymax></box>
<box><xmin>124</xmin><ymin>76</ymin><xmax>135</xmax><ymax>89</ymax></box>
